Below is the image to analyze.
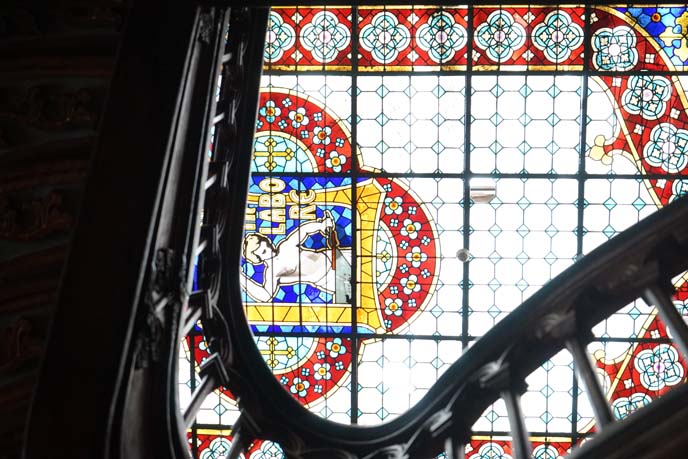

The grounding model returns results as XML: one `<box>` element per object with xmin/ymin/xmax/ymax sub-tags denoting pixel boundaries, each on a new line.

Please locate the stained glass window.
<box><xmin>182</xmin><ymin>4</ymin><xmax>688</xmax><ymax>458</ymax></box>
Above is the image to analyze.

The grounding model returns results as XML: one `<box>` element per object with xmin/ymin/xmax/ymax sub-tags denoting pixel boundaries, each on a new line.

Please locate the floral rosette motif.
<box><xmin>586</xmin><ymin>10</ymin><xmax>688</xmax><ymax>207</ymax></box>
<box><xmin>589</xmin><ymin>287</ymin><xmax>688</xmax><ymax>433</ymax></box>
<box><xmin>474</xmin><ymin>10</ymin><xmax>526</xmax><ymax>63</ymax></box>
<box><xmin>591</xmin><ymin>25</ymin><xmax>638</xmax><ymax>71</ymax></box>
<box><xmin>359</xmin><ymin>11</ymin><xmax>411</xmax><ymax>64</ymax></box>
<box><xmin>373</xmin><ymin>177</ymin><xmax>439</xmax><ymax>331</ymax></box>
<box><xmin>254</xmin><ymin>89</ymin><xmax>352</xmax><ymax>173</ymax></box>
<box><xmin>264</xmin><ymin>11</ymin><xmax>296</xmax><ymax>63</ymax></box>
<box><xmin>531</xmin><ymin>10</ymin><xmax>584</xmax><ymax>63</ymax></box>
<box><xmin>416</xmin><ymin>11</ymin><xmax>468</xmax><ymax>64</ymax></box>
<box><xmin>299</xmin><ymin>11</ymin><xmax>351</xmax><ymax>64</ymax></box>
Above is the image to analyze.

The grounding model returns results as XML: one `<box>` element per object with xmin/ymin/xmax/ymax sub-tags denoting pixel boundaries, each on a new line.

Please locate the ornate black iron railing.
<box><xmin>194</xmin><ymin>7</ymin><xmax>688</xmax><ymax>459</ymax></box>
<box><xmin>24</xmin><ymin>3</ymin><xmax>688</xmax><ymax>459</ymax></box>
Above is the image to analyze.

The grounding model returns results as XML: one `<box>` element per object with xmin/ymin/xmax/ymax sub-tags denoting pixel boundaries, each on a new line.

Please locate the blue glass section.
<box><xmin>619</xmin><ymin>7</ymin><xmax>688</xmax><ymax>67</ymax></box>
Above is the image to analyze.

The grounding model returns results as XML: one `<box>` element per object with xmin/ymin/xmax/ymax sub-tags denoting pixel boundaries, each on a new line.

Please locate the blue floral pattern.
<box><xmin>300</xmin><ymin>11</ymin><xmax>351</xmax><ymax>64</ymax></box>
<box><xmin>532</xmin><ymin>10</ymin><xmax>583</xmax><ymax>63</ymax></box>
<box><xmin>532</xmin><ymin>444</ymin><xmax>560</xmax><ymax>459</ymax></box>
<box><xmin>475</xmin><ymin>10</ymin><xmax>526</xmax><ymax>62</ymax></box>
<box><xmin>250</xmin><ymin>441</ymin><xmax>284</xmax><ymax>459</ymax></box>
<box><xmin>643</xmin><ymin>123</ymin><xmax>688</xmax><ymax>173</ymax></box>
<box><xmin>264</xmin><ymin>11</ymin><xmax>296</xmax><ymax>62</ymax></box>
<box><xmin>360</xmin><ymin>12</ymin><xmax>411</xmax><ymax>64</ymax></box>
<box><xmin>634</xmin><ymin>344</ymin><xmax>684</xmax><ymax>390</ymax></box>
<box><xmin>200</xmin><ymin>438</ymin><xmax>231</xmax><ymax>459</ymax></box>
<box><xmin>468</xmin><ymin>442</ymin><xmax>513</xmax><ymax>459</ymax></box>
<box><xmin>416</xmin><ymin>12</ymin><xmax>467</xmax><ymax>64</ymax></box>
<box><xmin>612</xmin><ymin>393</ymin><xmax>652</xmax><ymax>420</ymax></box>
<box><xmin>622</xmin><ymin>75</ymin><xmax>671</xmax><ymax>120</ymax></box>
<box><xmin>591</xmin><ymin>26</ymin><xmax>638</xmax><ymax>71</ymax></box>
<box><xmin>671</xmin><ymin>179</ymin><xmax>688</xmax><ymax>202</ymax></box>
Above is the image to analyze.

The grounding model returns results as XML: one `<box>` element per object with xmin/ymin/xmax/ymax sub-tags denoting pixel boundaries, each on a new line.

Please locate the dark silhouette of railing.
<box><xmin>24</xmin><ymin>4</ymin><xmax>688</xmax><ymax>459</ymax></box>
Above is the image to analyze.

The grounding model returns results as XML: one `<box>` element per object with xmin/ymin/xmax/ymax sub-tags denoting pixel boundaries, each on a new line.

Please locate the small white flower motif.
<box><xmin>313</xmin><ymin>362</ymin><xmax>332</xmax><ymax>380</ymax></box>
<box><xmin>256</xmin><ymin>120</ymin><xmax>264</xmax><ymax>129</ymax></box>
<box><xmin>390</xmin><ymin>218</ymin><xmax>399</xmax><ymax>227</ymax></box>
<box><xmin>384</xmin><ymin>297</ymin><xmax>404</xmax><ymax>316</ymax></box>
<box><xmin>635</xmin><ymin>344</ymin><xmax>684</xmax><ymax>390</ymax></box>
<box><xmin>280</xmin><ymin>375</ymin><xmax>289</xmax><ymax>385</ymax></box>
<box><xmin>384</xmin><ymin>319</ymin><xmax>392</xmax><ymax>328</ymax></box>
<box><xmin>421</xmin><ymin>268</ymin><xmax>431</xmax><ymax>278</ymax></box>
<box><xmin>384</xmin><ymin>196</ymin><xmax>404</xmax><ymax>215</ymax></box>
<box><xmin>401</xmin><ymin>274</ymin><xmax>421</xmax><ymax>295</ymax></box>
<box><xmin>313</xmin><ymin>126</ymin><xmax>332</xmax><ymax>145</ymax></box>
<box><xmin>290</xmin><ymin>377</ymin><xmax>310</xmax><ymax>397</ymax></box>
<box><xmin>421</xmin><ymin>235</ymin><xmax>431</xmax><ymax>245</ymax></box>
<box><xmin>316</xmin><ymin>350</ymin><xmax>325</xmax><ymax>359</ymax></box>
<box><xmin>259</xmin><ymin>100</ymin><xmax>281</xmax><ymax>123</ymax></box>
<box><xmin>326</xmin><ymin>338</ymin><xmax>347</xmax><ymax>358</ymax></box>
<box><xmin>408</xmin><ymin>298</ymin><xmax>417</xmax><ymax>308</ymax></box>
<box><xmin>325</xmin><ymin>150</ymin><xmax>347</xmax><ymax>172</ymax></box>
<box><xmin>313</xmin><ymin>385</ymin><xmax>323</xmax><ymax>394</ymax></box>
<box><xmin>405</xmin><ymin>246</ymin><xmax>428</xmax><ymax>267</ymax></box>
<box><xmin>399</xmin><ymin>264</ymin><xmax>409</xmax><ymax>273</ymax></box>
<box><xmin>399</xmin><ymin>240</ymin><xmax>409</xmax><ymax>250</ymax></box>
<box><xmin>408</xmin><ymin>206</ymin><xmax>417</xmax><ymax>215</ymax></box>
<box><xmin>313</xmin><ymin>112</ymin><xmax>323</xmax><ymax>122</ymax></box>
<box><xmin>383</xmin><ymin>183</ymin><xmax>392</xmax><ymax>192</ymax></box>
<box><xmin>389</xmin><ymin>285</ymin><xmax>399</xmax><ymax>294</ymax></box>
<box><xmin>300</xmin><ymin>130</ymin><xmax>309</xmax><ymax>139</ymax></box>
<box><xmin>282</xmin><ymin>97</ymin><xmax>292</xmax><ymax>107</ymax></box>
<box><xmin>335</xmin><ymin>137</ymin><xmax>345</xmax><ymax>147</ymax></box>
<box><xmin>335</xmin><ymin>361</ymin><xmax>344</xmax><ymax>370</ymax></box>
<box><xmin>288</xmin><ymin>107</ymin><xmax>309</xmax><ymax>128</ymax></box>
<box><xmin>400</xmin><ymin>218</ymin><xmax>422</xmax><ymax>239</ymax></box>
<box><xmin>278</xmin><ymin>119</ymin><xmax>288</xmax><ymax>129</ymax></box>
<box><xmin>301</xmin><ymin>367</ymin><xmax>310</xmax><ymax>376</ymax></box>
<box><xmin>316</xmin><ymin>148</ymin><xmax>326</xmax><ymax>157</ymax></box>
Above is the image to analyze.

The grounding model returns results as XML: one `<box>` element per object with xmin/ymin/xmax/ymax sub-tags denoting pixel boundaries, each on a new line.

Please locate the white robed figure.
<box><xmin>241</xmin><ymin>210</ymin><xmax>352</xmax><ymax>303</ymax></box>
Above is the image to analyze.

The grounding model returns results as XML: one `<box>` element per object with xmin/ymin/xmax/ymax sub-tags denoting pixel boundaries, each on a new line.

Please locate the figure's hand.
<box><xmin>323</xmin><ymin>210</ymin><xmax>334</xmax><ymax>231</ymax></box>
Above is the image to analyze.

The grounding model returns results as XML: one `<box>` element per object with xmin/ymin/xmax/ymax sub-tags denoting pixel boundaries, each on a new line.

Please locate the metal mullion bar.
<box><xmin>571</xmin><ymin>1</ymin><xmax>593</xmax><ymax>445</ymax></box>
<box><xmin>263</xmin><ymin>68</ymin><xmax>688</xmax><ymax>77</ymax></box>
<box><xmin>250</xmin><ymin>329</ymin><xmax>465</xmax><ymax>340</ymax></box>
<box><xmin>244</xmin><ymin>169</ymin><xmax>688</xmax><ymax>180</ymax></box>
<box><xmin>472</xmin><ymin>429</ymin><xmax>576</xmax><ymax>437</ymax></box>
<box><xmin>593</xmin><ymin>336</ymin><xmax>674</xmax><ymax>344</ymax></box>
<box><xmin>350</xmin><ymin>3</ymin><xmax>360</xmax><ymax>425</ymax></box>
<box><xmin>461</xmin><ymin>3</ymin><xmax>474</xmax><ymax>353</ymax></box>
<box><xmin>250</xmin><ymin>0</ymin><xmax>688</xmax><ymax>6</ymax></box>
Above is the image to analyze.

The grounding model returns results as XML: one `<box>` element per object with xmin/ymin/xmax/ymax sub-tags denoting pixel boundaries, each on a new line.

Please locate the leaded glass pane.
<box><xmin>184</xmin><ymin>4</ymin><xmax>688</xmax><ymax>457</ymax></box>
